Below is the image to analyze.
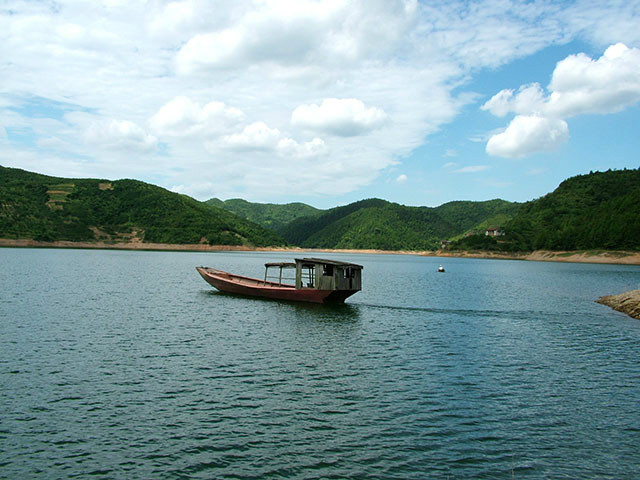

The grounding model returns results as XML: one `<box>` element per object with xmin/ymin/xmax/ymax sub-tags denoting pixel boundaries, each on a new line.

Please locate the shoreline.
<box><xmin>2</xmin><ymin>238</ymin><xmax>640</xmax><ymax>265</ymax></box>
<box><xmin>597</xmin><ymin>289</ymin><xmax>640</xmax><ymax>320</ymax></box>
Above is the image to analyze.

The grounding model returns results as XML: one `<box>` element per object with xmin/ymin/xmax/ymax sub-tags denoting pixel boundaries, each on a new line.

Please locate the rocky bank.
<box><xmin>597</xmin><ymin>289</ymin><xmax>640</xmax><ymax>320</ymax></box>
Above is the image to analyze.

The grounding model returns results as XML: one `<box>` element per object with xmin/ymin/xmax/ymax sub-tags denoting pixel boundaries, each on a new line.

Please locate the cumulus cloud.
<box><xmin>396</xmin><ymin>173</ymin><xmax>408</xmax><ymax>183</ymax></box>
<box><xmin>149</xmin><ymin>96</ymin><xmax>244</xmax><ymax>137</ymax></box>
<box><xmin>217</xmin><ymin>121</ymin><xmax>327</xmax><ymax>159</ymax></box>
<box><xmin>174</xmin><ymin>1</ymin><xmax>333</xmax><ymax>73</ymax></box>
<box><xmin>483</xmin><ymin>43</ymin><xmax>640</xmax><ymax>158</ymax></box>
<box><xmin>291</xmin><ymin>98</ymin><xmax>388</xmax><ymax>137</ymax></box>
<box><xmin>173</xmin><ymin>0</ymin><xmax>418</xmax><ymax>74</ymax></box>
<box><xmin>85</xmin><ymin>119</ymin><xmax>157</xmax><ymax>152</ymax></box>
<box><xmin>220</xmin><ymin>121</ymin><xmax>282</xmax><ymax>151</ymax></box>
<box><xmin>277</xmin><ymin>137</ymin><xmax>326</xmax><ymax>158</ymax></box>
<box><xmin>547</xmin><ymin>43</ymin><xmax>640</xmax><ymax>117</ymax></box>
<box><xmin>486</xmin><ymin>115</ymin><xmax>569</xmax><ymax>158</ymax></box>
<box><xmin>482</xmin><ymin>83</ymin><xmax>546</xmax><ymax>117</ymax></box>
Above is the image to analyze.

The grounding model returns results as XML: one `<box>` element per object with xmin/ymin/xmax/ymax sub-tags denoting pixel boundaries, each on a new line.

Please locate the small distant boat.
<box><xmin>437</xmin><ymin>265</ymin><xmax>445</xmax><ymax>272</ymax></box>
<box><xmin>197</xmin><ymin>258</ymin><xmax>363</xmax><ymax>304</ymax></box>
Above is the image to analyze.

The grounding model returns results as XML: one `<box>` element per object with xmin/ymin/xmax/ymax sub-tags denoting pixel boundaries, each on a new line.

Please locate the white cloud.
<box><xmin>173</xmin><ymin>0</ymin><xmax>418</xmax><ymax>74</ymax></box>
<box><xmin>486</xmin><ymin>115</ymin><xmax>569</xmax><ymax>158</ymax></box>
<box><xmin>277</xmin><ymin>137</ymin><xmax>326</xmax><ymax>158</ymax></box>
<box><xmin>396</xmin><ymin>173</ymin><xmax>408</xmax><ymax>183</ymax></box>
<box><xmin>482</xmin><ymin>83</ymin><xmax>546</xmax><ymax>117</ymax></box>
<box><xmin>85</xmin><ymin>119</ymin><xmax>157</xmax><ymax>152</ymax></box>
<box><xmin>482</xmin><ymin>89</ymin><xmax>515</xmax><ymax>117</ymax></box>
<box><xmin>1</xmin><ymin>1</ymin><xmax>640</xmax><ymax>201</ymax></box>
<box><xmin>453</xmin><ymin>165</ymin><xmax>489</xmax><ymax>173</ymax></box>
<box><xmin>149</xmin><ymin>96</ymin><xmax>244</xmax><ymax>137</ymax></box>
<box><xmin>148</xmin><ymin>0</ymin><xmax>198</xmax><ymax>39</ymax></box>
<box><xmin>219</xmin><ymin>121</ymin><xmax>327</xmax><ymax>158</ymax></box>
<box><xmin>483</xmin><ymin>43</ymin><xmax>640</xmax><ymax>158</ymax></box>
<box><xmin>221</xmin><ymin>121</ymin><xmax>282</xmax><ymax>151</ymax></box>
<box><xmin>547</xmin><ymin>43</ymin><xmax>640</xmax><ymax>117</ymax></box>
<box><xmin>291</xmin><ymin>98</ymin><xmax>388</xmax><ymax>137</ymax></box>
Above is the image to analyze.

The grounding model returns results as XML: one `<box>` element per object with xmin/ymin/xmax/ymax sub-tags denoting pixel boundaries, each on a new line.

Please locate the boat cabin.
<box><xmin>264</xmin><ymin>258</ymin><xmax>363</xmax><ymax>292</ymax></box>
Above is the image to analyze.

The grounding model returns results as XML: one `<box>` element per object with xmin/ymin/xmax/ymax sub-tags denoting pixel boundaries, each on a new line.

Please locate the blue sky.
<box><xmin>1</xmin><ymin>1</ymin><xmax>639</xmax><ymax>209</ymax></box>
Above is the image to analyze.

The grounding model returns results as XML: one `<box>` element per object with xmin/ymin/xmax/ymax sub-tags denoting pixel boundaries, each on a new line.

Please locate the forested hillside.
<box><xmin>0</xmin><ymin>166</ymin><xmax>284</xmax><ymax>246</ymax></box>
<box><xmin>205</xmin><ymin>198</ymin><xmax>321</xmax><ymax>231</ymax></box>
<box><xmin>277</xmin><ymin>198</ymin><xmax>518</xmax><ymax>250</ymax></box>
<box><xmin>277</xmin><ymin>198</ymin><xmax>389</xmax><ymax>245</ymax></box>
<box><xmin>433</xmin><ymin>199</ymin><xmax>520</xmax><ymax>234</ymax></box>
<box><xmin>4</xmin><ymin>165</ymin><xmax>635</xmax><ymax>252</ymax></box>
<box><xmin>503</xmin><ymin>169</ymin><xmax>640</xmax><ymax>251</ymax></box>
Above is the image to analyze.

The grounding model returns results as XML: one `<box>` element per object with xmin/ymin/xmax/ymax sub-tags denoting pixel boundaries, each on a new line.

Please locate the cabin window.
<box><xmin>301</xmin><ymin>264</ymin><xmax>315</xmax><ymax>288</ymax></box>
<box><xmin>322</xmin><ymin>264</ymin><xmax>334</xmax><ymax>276</ymax></box>
<box><xmin>344</xmin><ymin>267</ymin><xmax>355</xmax><ymax>279</ymax></box>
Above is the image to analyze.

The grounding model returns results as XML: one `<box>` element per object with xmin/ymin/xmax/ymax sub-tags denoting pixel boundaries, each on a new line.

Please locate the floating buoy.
<box><xmin>438</xmin><ymin>265</ymin><xmax>445</xmax><ymax>272</ymax></box>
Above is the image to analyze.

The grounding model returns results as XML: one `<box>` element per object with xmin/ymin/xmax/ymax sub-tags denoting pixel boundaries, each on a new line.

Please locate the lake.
<box><xmin>1</xmin><ymin>247</ymin><xmax>640</xmax><ymax>479</ymax></box>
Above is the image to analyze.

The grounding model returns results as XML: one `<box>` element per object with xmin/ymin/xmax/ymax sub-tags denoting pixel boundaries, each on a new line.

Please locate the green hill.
<box><xmin>433</xmin><ymin>199</ymin><xmax>520</xmax><ymax>234</ymax></box>
<box><xmin>205</xmin><ymin>198</ymin><xmax>321</xmax><ymax>232</ymax></box>
<box><xmin>0</xmin><ymin>166</ymin><xmax>284</xmax><ymax>246</ymax></box>
<box><xmin>5</xmin><ymin>165</ymin><xmax>634</xmax><ymax>253</ymax></box>
<box><xmin>502</xmin><ymin>169</ymin><xmax>640</xmax><ymax>251</ymax></box>
<box><xmin>278</xmin><ymin>198</ymin><xmax>519</xmax><ymax>250</ymax></box>
<box><xmin>278</xmin><ymin>198</ymin><xmax>388</xmax><ymax>245</ymax></box>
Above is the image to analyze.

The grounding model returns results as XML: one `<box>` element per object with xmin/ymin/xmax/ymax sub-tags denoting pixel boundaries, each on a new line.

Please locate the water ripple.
<box><xmin>2</xmin><ymin>249</ymin><xmax>640</xmax><ymax>479</ymax></box>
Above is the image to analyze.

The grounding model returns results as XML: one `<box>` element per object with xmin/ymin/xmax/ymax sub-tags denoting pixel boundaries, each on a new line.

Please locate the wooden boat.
<box><xmin>197</xmin><ymin>258</ymin><xmax>363</xmax><ymax>304</ymax></box>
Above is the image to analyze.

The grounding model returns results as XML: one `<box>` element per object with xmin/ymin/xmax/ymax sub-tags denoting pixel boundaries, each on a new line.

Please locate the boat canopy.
<box><xmin>297</xmin><ymin>258</ymin><xmax>363</xmax><ymax>268</ymax></box>
<box><xmin>294</xmin><ymin>258</ymin><xmax>363</xmax><ymax>291</ymax></box>
<box><xmin>264</xmin><ymin>262</ymin><xmax>296</xmax><ymax>268</ymax></box>
<box><xmin>263</xmin><ymin>258</ymin><xmax>363</xmax><ymax>291</ymax></box>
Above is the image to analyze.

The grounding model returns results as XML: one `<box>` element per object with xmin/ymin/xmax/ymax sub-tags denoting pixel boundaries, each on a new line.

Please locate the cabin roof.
<box><xmin>296</xmin><ymin>258</ymin><xmax>363</xmax><ymax>269</ymax></box>
<box><xmin>265</xmin><ymin>262</ymin><xmax>297</xmax><ymax>268</ymax></box>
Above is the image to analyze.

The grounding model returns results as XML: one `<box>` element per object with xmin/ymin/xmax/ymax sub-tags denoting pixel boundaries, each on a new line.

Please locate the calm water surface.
<box><xmin>1</xmin><ymin>248</ymin><xmax>640</xmax><ymax>479</ymax></box>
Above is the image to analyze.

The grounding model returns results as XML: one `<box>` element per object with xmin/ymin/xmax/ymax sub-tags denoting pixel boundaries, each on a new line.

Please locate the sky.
<box><xmin>1</xmin><ymin>0</ymin><xmax>639</xmax><ymax>209</ymax></box>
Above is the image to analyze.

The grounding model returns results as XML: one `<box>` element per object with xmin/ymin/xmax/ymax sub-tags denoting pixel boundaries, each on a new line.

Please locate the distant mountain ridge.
<box><xmin>3</xmin><ymin>165</ymin><xmax>638</xmax><ymax>252</ymax></box>
<box><xmin>0</xmin><ymin>166</ymin><xmax>284</xmax><ymax>247</ymax></box>
<box><xmin>277</xmin><ymin>198</ymin><xmax>519</xmax><ymax>250</ymax></box>
<box><xmin>211</xmin><ymin>196</ymin><xmax>520</xmax><ymax>251</ymax></box>
<box><xmin>205</xmin><ymin>198</ymin><xmax>321</xmax><ymax>232</ymax></box>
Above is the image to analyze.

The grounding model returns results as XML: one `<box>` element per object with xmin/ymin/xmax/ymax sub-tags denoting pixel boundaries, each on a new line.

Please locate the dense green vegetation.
<box><xmin>433</xmin><ymin>199</ymin><xmax>519</xmax><ymax>234</ymax></box>
<box><xmin>277</xmin><ymin>198</ymin><xmax>388</xmax><ymax>245</ymax></box>
<box><xmin>205</xmin><ymin>198</ymin><xmax>321</xmax><ymax>232</ymax></box>
<box><xmin>448</xmin><ymin>234</ymin><xmax>502</xmax><ymax>251</ymax></box>
<box><xmin>4</xmin><ymin>166</ymin><xmax>637</xmax><ymax>252</ymax></box>
<box><xmin>0</xmin><ymin>166</ymin><xmax>284</xmax><ymax>246</ymax></box>
<box><xmin>277</xmin><ymin>198</ymin><xmax>519</xmax><ymax>250</ymax></box>
<box><xmin>501</xmin><ymin>169</ymin><xmax>640</xmax><ymax>251</ymax></box>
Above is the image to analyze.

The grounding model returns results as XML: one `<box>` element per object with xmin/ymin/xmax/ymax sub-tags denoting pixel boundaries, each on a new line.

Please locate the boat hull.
<box><xmin>196</xmin><ymin>267</ymin><xmax>358</xmax><ymax>304</ymax></box>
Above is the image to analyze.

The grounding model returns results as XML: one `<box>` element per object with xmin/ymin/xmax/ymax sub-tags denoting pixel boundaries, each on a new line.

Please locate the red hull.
<box><xmin>196</xmin><ymin>267</ymin><xmax>357</xmax><ymax>304</ymax></box>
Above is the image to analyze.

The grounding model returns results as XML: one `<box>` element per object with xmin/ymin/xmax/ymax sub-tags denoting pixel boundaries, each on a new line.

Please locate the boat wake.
<box><xmin>350</xmin><ymin>301</ymin><xmax>563</xmax><ymax>321</ymax></box>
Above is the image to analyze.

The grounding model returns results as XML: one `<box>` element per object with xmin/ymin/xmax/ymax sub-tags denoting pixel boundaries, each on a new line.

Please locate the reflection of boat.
<box><xmin>437</xmin><ymin>265</ymin><xmax>445</xmax><ymax>272</ymax></box>
<box><xmin>197</xmin><ymin>258</ymin><xmax>363</xmax><ymax>304</ymax></box>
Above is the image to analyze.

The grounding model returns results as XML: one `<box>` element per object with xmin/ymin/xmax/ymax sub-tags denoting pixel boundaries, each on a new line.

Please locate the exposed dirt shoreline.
<box><xmin>597</xmin><ymin>290</ymin><xmax>640</xmax><ymax>320</ymax></box>
<box><xmin>2</xmin><ymin>238</ymin><xmax>640</xmax><ymax>265</ymax></box>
